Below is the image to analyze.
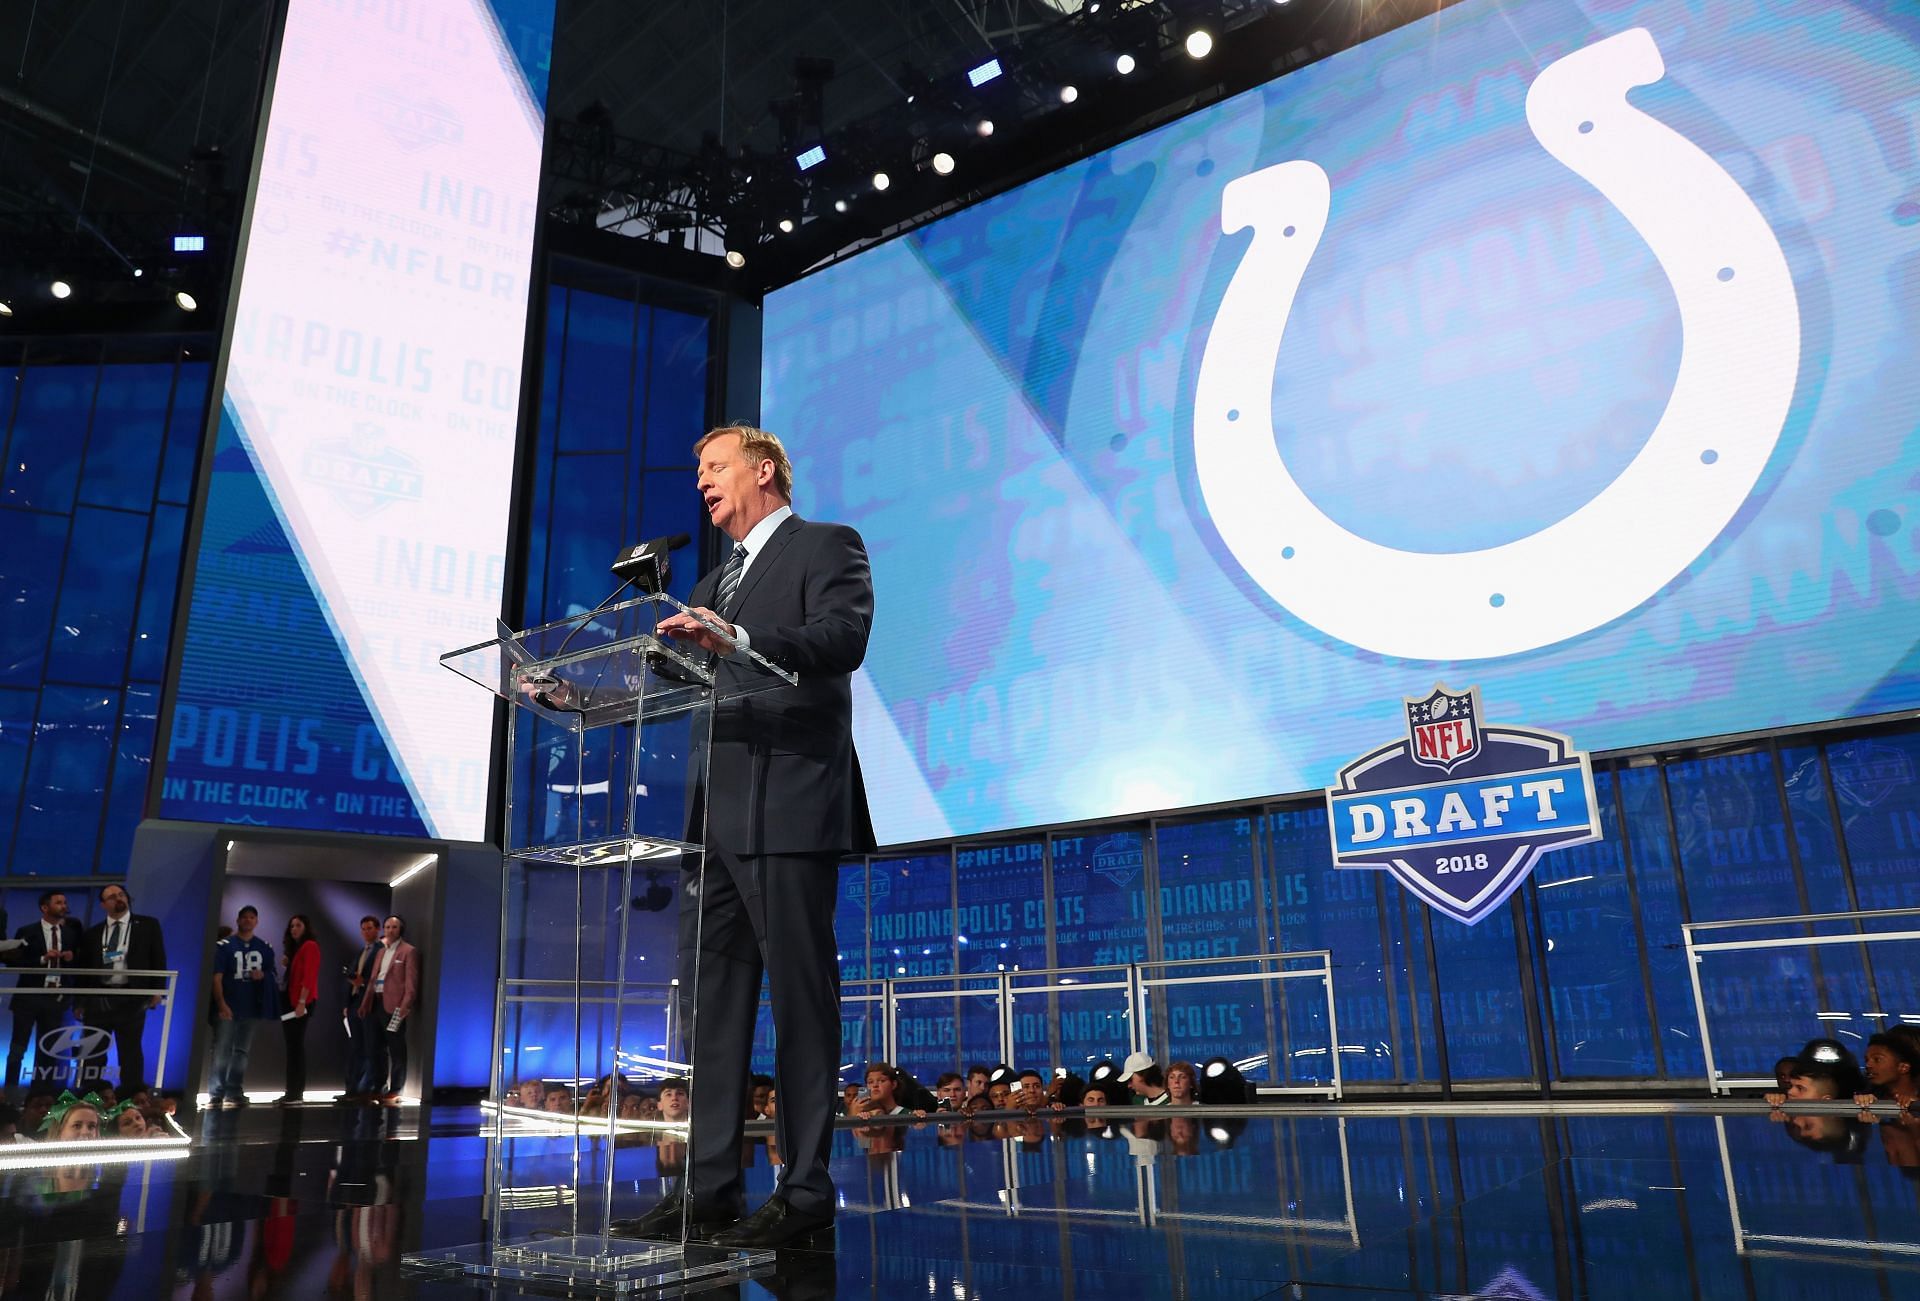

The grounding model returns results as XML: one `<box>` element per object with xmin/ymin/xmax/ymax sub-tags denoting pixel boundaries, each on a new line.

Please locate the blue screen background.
<box><xmin>763</xmin><ymin>0</ymin><xmax>1920</xmax><ymax>846</ymax></box>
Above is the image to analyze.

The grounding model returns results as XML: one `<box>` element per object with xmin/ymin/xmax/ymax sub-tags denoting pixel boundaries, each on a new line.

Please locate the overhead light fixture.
<box><xmin>967</xmin><ymin>58</ymin><xmax>1003</xmax><ymax>88</ymax></box>
<box><xmin>724</xmin><ymin>250</ymin><xmax>746</xmax><ymax>269</ymax></box>
<box><xmin>871</xmin><ymin>171</ymin><xmax>891</xmax><ymax>191</ymax></box>
<box><xmin>0</xmin><ymin>302</ymin><xmax>12</xmax><ymax>317</ymax></box>
<box><xmin>1059</xmin><ymin>85</ymin><xmax>1079</xmax><ymax>104</ymax></box>
<box><xmin>975</xmin><ymin>118</ymin><xmax>994</xmax><ymax>138</ymax></box>
<box><xmin>777</xmin><ymin>218</ymin><xmax>795</xmax><ymax>233</ymax></box>
<box><xmin>1115</xmin><ymin>53</ymin><xmax>1137</xmax><ymax>75</ymax></box>
<box><xmin>796</xmin><ymin>145</ymin><xmax>826</xmax><ymax>171</ymax></box>
<box><xmin>174</xmin><ymin>291</ymin><xmax>198</xmax><ymax>311</ymax></box>
<box><xmin>1186</xmin><ymin>30</ymin><xmax>1214</xmax><ymax>59</ymax></box>
<box><xmin>931</xmin><ymin>152</ymin><xmax>955</xmax><ymax>175</ymax></box>
<box><xmin>132</xmin><ymin>268</ymin><xmax>143</xmax><ymax>278</ymax></box>
<box><xmin>833</xmin><ymin>198</ymin><xmax>849</xmax><ymax>213</ymax></box>
<box><xmin>50</xmin><ymin>280</ymin><xmax>71</xmax><ymax>299</ymax></box>
<box><xmin>173</xmin><ymin>234</ymin><xmax>206</xmax><ymax>253</ymax></box>
<box><xmin>391</xmin><ymin>854</ymin><xmax>436</xmax><ymax>887</ymax></box>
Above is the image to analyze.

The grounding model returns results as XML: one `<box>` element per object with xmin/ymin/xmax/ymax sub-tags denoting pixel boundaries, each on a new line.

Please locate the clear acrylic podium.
<box><xmin>402</xmin><ymin>592</ymin><xmax>794</xmax><ymax>1294</ymax></box>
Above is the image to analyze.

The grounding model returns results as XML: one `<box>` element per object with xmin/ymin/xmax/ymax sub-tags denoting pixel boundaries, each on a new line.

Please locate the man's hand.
<box><xmin>250</xmin><ymin>968</ymin><xmax>264</xmax><ymax>981</ymax></box>
<box><xmin>657</xmin><ymin>608</ymin><xmax>737</xmax><ymax>656</ymax></box>
<box><xmin>148</xmin><ymin>995</ymin><xmax>163</xmax><ymax>1010</ymax></box>
<box><xmin>218</xmin><ymin>1007</ymin><xmax>233</xmax><ymax>1021</ymax></box>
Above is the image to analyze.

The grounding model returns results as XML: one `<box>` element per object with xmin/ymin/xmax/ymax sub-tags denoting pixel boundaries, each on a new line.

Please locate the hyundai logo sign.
<box><xmin>38</xmin><ymin>1024</ymin><xmax>112</xmax><ymax>1063</ymax></box>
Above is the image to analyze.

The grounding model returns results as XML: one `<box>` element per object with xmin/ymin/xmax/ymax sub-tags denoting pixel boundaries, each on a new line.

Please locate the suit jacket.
<box><xmin>79</xmin><ymin>912</ymin><xmax>168</xmax><ymax>1014</ymax></box>
<box><xmin>687</xmin><ymin>514</ymin><xmax>876</xmax><ymax>858</ymax></box>
<box><xmin>9</xmin><ymin>918</ymin><xmax>85</xmax><ymax>1006</ymax></box>
<box><xmin>358</xmin><ymin>940</ymin><xmax>418</xmax><ymax>1018</ymax></box>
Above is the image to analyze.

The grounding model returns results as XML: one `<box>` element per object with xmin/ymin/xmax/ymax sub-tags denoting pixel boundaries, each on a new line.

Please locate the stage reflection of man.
<box><xmin>636</xmin><ymin>425</ymin><xmax>875</xmax><ymax>1252</ymax></box>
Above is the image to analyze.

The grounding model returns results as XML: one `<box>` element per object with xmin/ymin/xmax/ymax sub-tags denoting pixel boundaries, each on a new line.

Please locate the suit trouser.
<box><xmin>78</xmin><ymin>1000</ymin><xmax>147</xmax><ymax>1092</ymax></box>
<box><xmin>345</xmin><ymin>1009</ymin><xmax>376</xmax><ymax>1094</ymax></box>
<box><xmin>6</xmin><ymin>997</ymin><xmax>69</xmax><ymax>1092</ymax></box>
<box><xmin>681</xmin><ymin>844</ymin><xmax>840</xmax><ymax>1218</ymax></box>
<box><xmin>366</xmin><ymin>1010</ymin><xmax>408</xmax><ymax>1096</ymax></box>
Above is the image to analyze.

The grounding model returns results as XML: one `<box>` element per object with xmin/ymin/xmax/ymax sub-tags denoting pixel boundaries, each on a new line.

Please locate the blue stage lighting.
<box><xmin>796</xmin><ymin>145</ymin><xmax>826</xmax><ymax>171</ymax></box>
<box><xmin>968</xmin><ymin>58</ymin><xmax>1002</xmax><ymax>87</ymax></box>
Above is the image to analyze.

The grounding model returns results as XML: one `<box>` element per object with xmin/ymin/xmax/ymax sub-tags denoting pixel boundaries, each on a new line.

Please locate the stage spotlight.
<box><xmin>833</xmin><ymin>198</ymin><xmax>849</xmax><ymax>213</ymax></box>
<box><xmin>1185</xmin><ymin>29</ymin><xmax>1214</xmax><ymax>59</ymax></box>
<box><xmin>174</xmin><ymin>291</ymin><xmax>199</xmax><ymax>311</ymax></box>
<box><xmin>1059</xmin><ymin>84</ymin><xmax>1079</xmax><ymax>104</ymax></box>
<box><xmin>777</xmin><ymin>218</ymin><xmax>795</xmax><ymax>233</ymax></box>
<box><xmin>1115</xmin><ymin>53</ymin><xmax>1136</xmax><ymax>75</ymax></box>
<box><xmin>0</xmin><ymin>302</ymin><xmax>12</xmax><ymax>317</ymax></box>
<box><xmin>1087</xmin><ymin>1059</ymin><xmax>1119</xmax><ymax>1088</ymax></box>
<box><xmin>931</xmin><ymin>151</ymin><xmax>955</xmax><ymax>175</ymax></box>
<box><xmin>975</xmin><ymin>118</ymin><xmax>994</xmax><ymax>137</ymax></box>
<box><xmin>724</xmin><ymin>250</ymin><xmax>746</xmax><ymax>269</ymax></box>
<box><xmin>50</xmin><ymin>280</ymin><xmax>71</xmax><ymax>299</ymax></box>
<box><xmin>967</xmin><ymin>58</ymin><xmax>1003</xmax><ymax>88</ymax></box>
<box><xmin>871</xmin><ymin>170</ymin><xmax>891</xmax><ymax>191</ymax></box>
<box><xmin>132</xmin><ymin>268</ymin><xmax>143</xmax><ymax>278</ymax></box>
<box><xmin>1198</xmin><ymin>1056</ymin><xmax>1250</xmax><ymax>1104</ymax></box>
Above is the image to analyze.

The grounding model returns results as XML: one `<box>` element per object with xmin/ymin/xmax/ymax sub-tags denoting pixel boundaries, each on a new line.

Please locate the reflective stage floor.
<box><xmin>4</xmin><ymin>1101</ymin><xmax>1916</xmax><ymax>1298</ymax></box>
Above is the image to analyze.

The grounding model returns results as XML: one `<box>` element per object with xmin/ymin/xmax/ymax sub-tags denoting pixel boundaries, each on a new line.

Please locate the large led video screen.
<box><xmin>764</xmin><ymin>0</ymin><xmax>1920</xmax><ymax>845</ymax></box>
<box><xmin>161</xmin><ymin>1</ymin><xmax>554</xmax><ymax>840</ymax></box>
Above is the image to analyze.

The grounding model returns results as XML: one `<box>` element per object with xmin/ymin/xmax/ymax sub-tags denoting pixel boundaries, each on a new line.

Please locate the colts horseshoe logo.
<box><xmin>1194</xmin><ymin>29</ymin><xmax>1800</xmax><ymax>661</ymax></box>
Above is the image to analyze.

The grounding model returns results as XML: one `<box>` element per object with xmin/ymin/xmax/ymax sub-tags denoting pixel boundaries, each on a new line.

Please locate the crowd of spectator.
<box><xmin>839</xmin><ymin>1052</ymin><xmax>1249</xmax><ymax>1120</ymax></box>
<box><xmin>2</xmin><ymin>1080</ymin><xmax>182</xmax><ymax>1144</ymax></box>
<box><xmin>1763</xmin><ymin>1031</ymin><xmax>1920</xmax><ymax>1168</ymax></box>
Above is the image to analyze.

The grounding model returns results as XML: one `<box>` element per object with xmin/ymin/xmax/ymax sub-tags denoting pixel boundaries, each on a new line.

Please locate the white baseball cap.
<box><xmin>1120</xmin><ymin>1051</ymin><xmax>1156</xmax><ymax>1078</ymax></box>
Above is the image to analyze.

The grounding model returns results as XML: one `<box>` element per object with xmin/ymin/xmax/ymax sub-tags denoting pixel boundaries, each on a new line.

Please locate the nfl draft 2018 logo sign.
<box><xmin>1324</xmin><ymin>686</ymin><xmax>1601</xmax><ymax>925</ymax></box>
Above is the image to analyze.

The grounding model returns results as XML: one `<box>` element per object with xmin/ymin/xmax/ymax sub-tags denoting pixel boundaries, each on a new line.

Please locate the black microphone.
<box><xmin>611</xmin><ymin>532</ymin><xmax>692</xmax><ymax>594</ymax></box>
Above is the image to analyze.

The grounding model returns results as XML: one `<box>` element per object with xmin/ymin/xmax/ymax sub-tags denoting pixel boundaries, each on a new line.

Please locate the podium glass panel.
<box><xmin>407</xmin><ymin>593</ymin><xmax>790</xmax><ymax>1292</ymax></box>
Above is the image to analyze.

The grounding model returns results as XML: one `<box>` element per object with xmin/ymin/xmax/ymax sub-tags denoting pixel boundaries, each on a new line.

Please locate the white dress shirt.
<box><xmin>724</xmin><ymin>504</ymin><xmax>792</xmax><ymax>657</ymax></box>
<box><xmin>42</xmin><ymin>921</ymin><xmax>61</xmax><ymax>987</ymax></box>
<box><xmin>104</xmin><ymin>916</ymin><xmax>130</xmax><ymax>985</ymax></box>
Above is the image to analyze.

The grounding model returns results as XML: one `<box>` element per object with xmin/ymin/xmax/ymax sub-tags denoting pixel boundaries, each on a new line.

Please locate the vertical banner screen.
<box><xmin>162</xmin><ymin>1</ymin><xmax>555</xmax><ymax>840</ymax></box>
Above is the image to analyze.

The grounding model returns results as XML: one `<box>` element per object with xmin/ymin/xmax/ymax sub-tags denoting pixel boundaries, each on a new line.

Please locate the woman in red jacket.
<box><xmin>277</xmin><ymin>915</ymin><xmax>320</xmax><ymax>1105</ymax></box>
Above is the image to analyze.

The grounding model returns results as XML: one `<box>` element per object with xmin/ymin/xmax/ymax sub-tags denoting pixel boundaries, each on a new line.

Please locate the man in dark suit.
<box><xmin>76</xmin><ymin>883</ymin><xmax>167</xmax><ymax>1091</ymax></box>
<box><xmin>644</xmin><ymin>423</ymin><xmax>874</xmax><ymax>1251</ymax></box>
<box><xmin>6</xmin><ymin>891</ymin><xmax>84</xmax><ymax>1101</ymax></box>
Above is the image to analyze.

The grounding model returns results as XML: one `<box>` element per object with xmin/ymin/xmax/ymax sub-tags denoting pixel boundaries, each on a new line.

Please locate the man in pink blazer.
<box><xmin>356</xmin><ymin>915</ymin><xmax>418</xmax><ymax>1107</ymax></box>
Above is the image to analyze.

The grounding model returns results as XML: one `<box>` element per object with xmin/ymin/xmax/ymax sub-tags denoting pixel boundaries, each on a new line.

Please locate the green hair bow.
<box><xmin>37</xmin><ymin>1090</ymin><xmax>107</xmax><ymax>1136</ymax></box>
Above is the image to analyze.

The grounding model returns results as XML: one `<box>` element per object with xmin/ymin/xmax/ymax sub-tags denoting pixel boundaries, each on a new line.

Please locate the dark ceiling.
<box><xmin>0</xmin><ymin>0</ymin><xmax>1411</xmax><ymax>300</ymax></box>
<box><xmin>0</xmin><ymin>0</ymin><xmax>1067</xmax><ymax>219</ymax></box>
<box><xmin>547</xmin><ymin>0</ymin><xmax>1072</xmax><ymax>156</ymax></box>
<box><xmin>0</xmin><ymin>0</ymin><xmax>270</xmax><ymax>223</ymax></box>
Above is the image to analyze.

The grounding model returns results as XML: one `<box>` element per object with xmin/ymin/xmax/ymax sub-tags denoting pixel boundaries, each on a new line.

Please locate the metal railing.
<box><xmin>849</xmin><ymin>952</ymin><xmax>1341</xmax><ymax>1098</ymax></box>
<box><xmin>4</xmin><ymin>966</ymin><xmax>179</xmax><ymax>1090</ymax></box>
<box><xmin>1684</xmin><ymin>907</ymin><xmax>1920</xmax><ymax>1094</ymax></box>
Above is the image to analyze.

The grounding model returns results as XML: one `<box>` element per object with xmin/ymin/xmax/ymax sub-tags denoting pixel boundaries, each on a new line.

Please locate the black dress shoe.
<box><xmin>611</xmin><ymin>1194</ymin><xmax>740</xmax><ymax>1242</ymax></box>
<box><xmin>709</xmin><ymin>1197</ymin><xmax>835</xmax><ymax>1251</ymax></box>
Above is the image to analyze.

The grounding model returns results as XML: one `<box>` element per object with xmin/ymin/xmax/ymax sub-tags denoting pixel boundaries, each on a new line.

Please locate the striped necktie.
<box><xmin>716</xmin><ymin>542</ymin><xmax>748</xmax><ymax>613</ymax></box>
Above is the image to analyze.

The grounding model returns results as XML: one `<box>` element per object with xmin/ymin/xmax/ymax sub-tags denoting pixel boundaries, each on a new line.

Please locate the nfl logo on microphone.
<box><xmin>1324</xmin><ymin>686</ymin><xmax>1602</xmax><ymax>925</ymax></box>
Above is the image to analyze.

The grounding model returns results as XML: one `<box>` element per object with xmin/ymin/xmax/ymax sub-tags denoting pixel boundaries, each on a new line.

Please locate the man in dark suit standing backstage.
<box><xmin>641</xmin><ymin>423</ymin><xmax>875</xmax><ymax>1252</ymax></box>
<box><xmin>6</xmin><ymin>891</ymin><xmax>84</xmax><ymax>1100</ymax></box>
<box><xmin>77</xmin><ymin>883</ymin><xmax>168</xmax><ymax>1092</ymax></box>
